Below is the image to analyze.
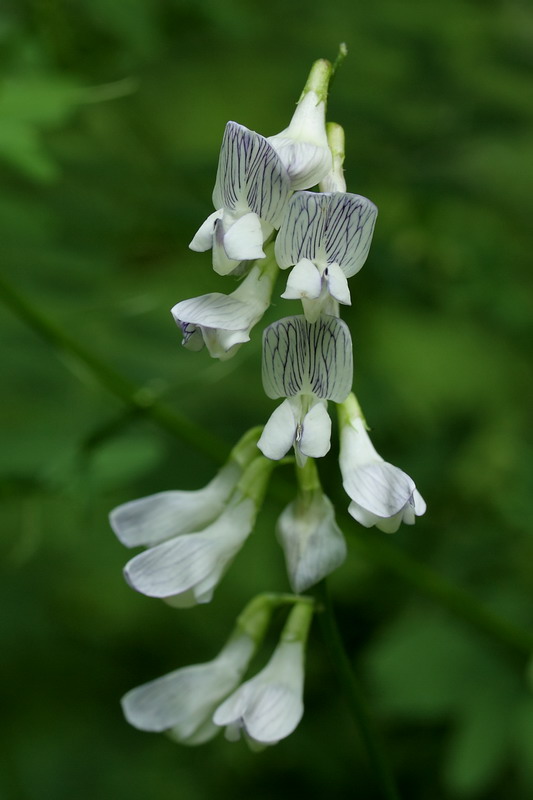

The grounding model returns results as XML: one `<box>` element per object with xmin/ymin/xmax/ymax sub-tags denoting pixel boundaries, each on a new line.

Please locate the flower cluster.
<box><xmin>111</xmin><ymin>52</ymin><xmax>426</xmax><ymax>751</ymax></box>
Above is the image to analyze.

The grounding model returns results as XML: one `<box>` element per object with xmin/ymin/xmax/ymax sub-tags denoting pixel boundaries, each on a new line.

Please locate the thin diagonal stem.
<box><xmin>0</xmin><ymin>274</ymin><xmax>226</xmax><ymax>464</ymax></box>
<box><xmin>3</xmin><ymin>275</ymin><xmax>533</xmax><ymax>658</ymax></box>
<box><xmin>316</xmin><ymin>581</ymin><xmax>401</xmax><ymax>800</ymax></box>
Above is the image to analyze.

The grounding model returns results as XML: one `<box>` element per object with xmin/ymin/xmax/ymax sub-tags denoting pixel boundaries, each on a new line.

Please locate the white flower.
<box><xmin>190</xmin><ymin>122</ymin><xmax>291</xmax><ymax>275</ymax></box>
<box><xmin>268</xmin><ymin>59</ymin><xmax>333</xmax><ymax>190</ymax></box>
<box><xmin>109</xmin><ymin>427</ymin><xmax>261</xmax><ymax>547</ymax></box>
<box><xmin>122</xmin><ymin>634</ymin><xmax>255</xmax><ymax>745</ymax></box>
<box><xmin>171</xmin><ymin>252</ymin><xmax>278</xmax><ymax>360</ymax></box>
<box><xmin>276</xmin><ymin>190</ymin><xmax>377</xmax><ymax>322</ymax></box>
<box><xmin>258</xmin><ymin>314</ymin><xmax>352</xmax><ymax>465</ymax></box>
<box><xmin>121</xmin><ymin>594</ymin><xmax>276</xmax><ymax>745</ymax></box>
<box><xmin>122</xmin><ymin>455</ymin><xmax>274</xmax><ymax>607</ymax></box>
<box><xmin>338</xmin><ymin>394</ymin><xmax>427</xmax><ymax>533</ymax></box>
<box><xmin>276</xmin><ymin>460</ymin><xmax>346</xmax><ymax>593</ymax></box>
<box><xmin>213</xmin><ymin>601</ymin><xmax>314</xmax><ymax>747</ymax></box>
<box><xmin>123</xmin><ymin>495</ymin><xmax>257</xmax><ymax>606</ymax></box>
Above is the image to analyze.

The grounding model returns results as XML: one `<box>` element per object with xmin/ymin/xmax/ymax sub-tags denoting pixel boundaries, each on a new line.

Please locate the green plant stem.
<box><xmin>316</xmin><ymin>581</ymin><xmax>401</xmax><ymax>800</ymax></box>
<box><xmin>0</xmin><ymin>274</ymin><xmax>226</xmax><ymax>465</ymax></box>
<box><xmin>3</xmin><ymin>276</ymin><xmax>533</xmax><ymax>658</ymax></box>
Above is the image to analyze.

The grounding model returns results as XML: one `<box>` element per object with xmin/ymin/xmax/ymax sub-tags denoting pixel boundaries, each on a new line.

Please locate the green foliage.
<box><xmin>2</xmin><ymin>0</ymin><xmax>533</xmax><ymax>798</ymax></box>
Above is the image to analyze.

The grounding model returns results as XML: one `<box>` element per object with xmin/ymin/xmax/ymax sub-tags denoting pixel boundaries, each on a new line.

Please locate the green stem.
<box><xmin>316</xmin><ymin>581</ymin><xmax>401</xmax><ymax>800</ymax></box>
<box><xmin>3</xmin><ymin>275</ymin><xmax>533</xmax><ymax>658</ymax></box>
<box><xmin>0</xmin><ymin>273</ymin><xmax>226</xmax><ymax>465</ymax></box>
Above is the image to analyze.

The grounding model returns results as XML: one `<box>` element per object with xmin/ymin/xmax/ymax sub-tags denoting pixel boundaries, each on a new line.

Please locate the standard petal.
<box><xmin>242</xmin><ymin>684</ymin><xmax>303</xmax><ymax>744</ymax></box>
<box><xmin>123</xmin><ymin>498</ymin><xmax>256</xmax><ymax>600</ymax></box>
<box><xmin>262</xmin><ymin>315</ymin><xmax>353</xmax><ymax>402</ymax></box>
<box><xmin>299</xmin><ymin>402</ymin><xmax>331</xmax><ymax>458</ymax></box>
<box><xmin>275</xmin><ymin>191</ymin><xmax>377</xmax><ymax>278</ymax></box>
<box><xmin>268</xmin><ymin>138</ymin><xmax>332</xmax><ymax>191</ymax></box>
<box><xmin>322</xmin><ymin>192</ymin><xmax>378</xmax><ymax>277</ymax></box>
<box><xmin>171</xmin><ymin>294</ymin><xmax>256</xmax><ymax>332</ymax></box>
<box><xmin>110</xmin><ymin>463</ymin><xmax>240</xmax><ymax>548</ymax></box>
<box><xmin>257</xmin><ymin>399</ymin><xmax>296</xmax><ymax>461</ymax></box>
<box><xmin>275</xmin><ymin>191</ymin><xmax>329</xmax><ymax>268</ymax></box>
<box><xmin>223</xmin><ymin>212</ymin><xmax>265</xmax><ymax>261</ymax></box>
<box><xmin>122</xmin><ymin>661</ymin><xmax>231</xmax><ymax>735</ymax></box>
<box><xmin>343</xmin><ymin>461</ymin><xmax>416</xmax><ymax>518</ymax></box>
<box><xmin>280</xmin><ymin>258</ymin><xmax>322</xmax><ymax>300</ymax></box>
<box><xmin>212</xmin><ymin>122</ymin><xmax>291</xmax><ymax>228</ymax></box>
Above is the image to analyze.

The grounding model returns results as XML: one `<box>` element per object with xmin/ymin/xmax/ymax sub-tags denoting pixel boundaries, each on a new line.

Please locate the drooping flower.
<box><xmin>122</xmin><ymin>456</ymin><xmax>274</xmax><ymax>607</ymax></box>
<box><xmin>275</xmin><ymin>190</ymin><xmax>378</xmax><ymax>321</ymax></box>
<box><xmin>258</xmin><ymin>314</ymin><xmax>352</xmax><ymax>465</ymax></box>
<box><xmin>213</xmin><ymin>600</ymin><xmax>314</xmax><ymax>748</ymax></box>
<box><xmin>276</xmin><ymin>459</ymin><xmax>346</xmax><ymax>593</ymax></box>
<box><xmin>338</xmin><ymin>393</ymin><xmax>426</xmax><ymax>533</ymax></box>
<box><xmin>172</xmin><ymin>246</ymin><xmax>278</xmax><ymax>360</ymax></box>
<box><xmin>189</xmin><ymin>122</ymin><xmax>291</xmax><ymax>275</ymax></box>
<box><xmin>109</xmin><ymin>427</ymin><xmax>261</xmax><ymax>548</ymax></box>
<box><xmin>122</xmin><ymin>594</ymin><xmax>276</xmax><ymax>745</ymax></box>
<box><xmin>268</xmin><ymin>59</ymin><xmax>333</xmax><ymax>191</ymax></box>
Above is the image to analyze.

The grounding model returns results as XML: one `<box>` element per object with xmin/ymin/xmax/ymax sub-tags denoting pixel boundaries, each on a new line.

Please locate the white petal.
<box><xmin>123</xmin><ymin>499</ymin><xmax>255</xmax><ymax>600</ymax></box>
<box><xmin>179</xmin><ymin>322</ymin><xmax>204</xmax><ymax>351</ymax></box>
<box><xmin>110</xmin><ymin>463</ymin><xmax>240</xmax><ymax>548</ymax></box>
<box><xmin>277</xmin><ymin>492</ymin><xmax>346</xmax><ymax>593</ymax></box>
<box><xmin>257</xmin><ymin>399</ymin><xmax>296</xmax><ymax>461</ymax></box>
<box><xmin>212</xmin><ymin>219</ymin><xmax>241</xmax><ymax>275</ymax></box>
<box><xmin>122</xmin><ymin>633</ymin><xmax>255</xmax><ymax>740</ymax></box>
<box><xmin>268</xmin><ymin>138</ymin><xmax>332</xmax><ymax>191</ymax></box>
<box><xmin>280</xmin><ymin>258</ymin><xmax>322</xmax><ymax>300</ymax></box>
<box><xmin>275</xmin><ymin>191</ymin><xmax>377</xmax><ymax>277</ymax></box>
<box><xmin>348</xmin><ymin>501</ymin><xmax>403</xmax><ymax>533</ymax></box>
<box><xmin>325</xmin><ymin>262</ymin><xmax>351</xmax><ymax>305</ymax></box>
<box><xmin>223</xmin><ymin>212</ymin><xmax>265</xmax><ymax>261</ymax></box>
<box><xmin>242</xmin><ymin>684</ymin><xmax>303</xmax><ymax>744</ymax></box>
<box><xmin>413</xmin><ymin>489</ymin><xmax>427</xmax><ymax>517</ymax></box>
<box><xmin>299</xmin><ymin>402</ymin><xmax>331</xmax><ymax>458</ymax></box>
<box><xmin>212</xmin><ymin>122</ymin><xmax>291</xmax><ymax>228</ymax></box>
<box><xmin>344</xmin><ymin>462</ymin><xmax>416</xmax><ymax>518</ymax></box>
<box><xmin>262</xmin><ymin>315</ymin><xmax>353</xmax><ymax>402</ymax></box>
<box><xmin>172</xmin><ymin>294</ymin><xmax>256</xmax><ymax>332</ymax></box>
<box><xmin>189</xmin><ymin>209</ymin><xmax>223</xmax><ymax>252</ymax></box>
<box><xmin>121</xmin><ymin>661</ymin><xmax>231</xmax><ymax>735</ymax></box>
<box><xmin>275</xmin><ymin>192</ymin><xmax>329</xmax><ymax>268</ymax></box>
<box><xmin>322</xmin><ymin>193</ymin><xmax>378</xmax><ymax>277</ymax></box>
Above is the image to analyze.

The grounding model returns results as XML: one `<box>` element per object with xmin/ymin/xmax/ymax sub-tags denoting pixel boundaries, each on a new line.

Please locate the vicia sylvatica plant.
<box><xmin>110</xmin><ymin>49</ymin><xmax>426</xmax><ymax>757</ymax></box>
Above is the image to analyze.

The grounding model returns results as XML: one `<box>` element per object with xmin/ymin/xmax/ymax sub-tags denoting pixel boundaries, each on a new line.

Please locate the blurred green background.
<box><xmin>2</xmin><ymin>0</ymin><xmax>533</xmax><ymax>798</ymax></box>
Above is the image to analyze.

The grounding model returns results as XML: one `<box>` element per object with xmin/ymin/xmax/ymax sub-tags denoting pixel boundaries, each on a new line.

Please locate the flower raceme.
<box><xmin>121</xmin><ymin>594</ymin><xmax>277</xmax><ymax>745</ymax></box>
<box><xmin>258</xmin><ymin>314</ymin><xmax>353</xmax><ymax>466</ymax></box>
<box><xmin>338</xmin><ymin>394</ymin><xmax>426</xmax><ymax>533</ymax></box>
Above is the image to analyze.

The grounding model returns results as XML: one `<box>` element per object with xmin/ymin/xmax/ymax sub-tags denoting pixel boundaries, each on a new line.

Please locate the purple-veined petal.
<box><xmin>275</xmin><ymin>191</ymin><xmax>377</xmax><ymax>277</ymax></box>
<box><xmin>172</xmin><ymin>294</ymin><xmax>258</xmax><ymax>332</ymax></box>
<box><xmin>212</xmin><ymin>122</ymin><xmax>291</xmax><ymax>229</ymax></box>
<box><xmin>262</xmin><ymin>315</ymin><xmax>353</xmax><ymax>402</ymax></box>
